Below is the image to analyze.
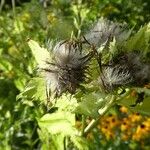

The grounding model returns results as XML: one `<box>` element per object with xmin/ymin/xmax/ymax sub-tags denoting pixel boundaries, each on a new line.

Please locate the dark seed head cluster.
<box><xmin>40</xmin><ymin>18</ymin><xmax>150</xmax><ymax>97</ymax></box>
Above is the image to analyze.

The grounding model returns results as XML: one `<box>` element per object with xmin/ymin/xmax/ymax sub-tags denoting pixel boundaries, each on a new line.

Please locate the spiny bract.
<box><xmin>42</xmin><ymin>40</ymin><xmax>91</xmax><ymax>98</ymax></box>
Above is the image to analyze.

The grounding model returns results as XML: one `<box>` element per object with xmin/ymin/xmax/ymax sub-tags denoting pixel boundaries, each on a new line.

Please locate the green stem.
<box><xmin>64</xmin><ymin>136</ymin><xmax>67</xmax><ymax>150</ymax></box>
<box><xmin>83</xmin><ymin>95</ymin><xmax>116</xmax><ymax>135</ymax></box>
<box><xmin>0</xmin><ymin>0</ymin><xmax>5</xmax><ymax>12</ymax></box>
<box><xmin>11</xmin><ymin>0</ymin><xmax>16</xmax><ymax>18</ymax></box>
<box><xmin>81</xmin><ymin>115</ymin><xmax>86</xmax><ymax>136</ymax></box>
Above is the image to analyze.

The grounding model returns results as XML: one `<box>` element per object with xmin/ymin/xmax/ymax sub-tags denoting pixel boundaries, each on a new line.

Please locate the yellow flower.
<box><xmin>121</xmin><ymin>134</ymin><xmax>130</xmax><ymax>141</ymax></box>
<box><xmin>132</xmin><ymin>123</ymin><xmax>150</xmax><ymax>141</ymax></box>
<box><xmin>120</xmin><ymin>118</ymin><xmax>131</xmax><ymax>131</ymax></box>
<box><xmin>129</xmin><ymin>113</ymin><xmax>142</xmax><ymax>123</ymax></box>
<box><xmin>101</xmin><ymin>125</ymin><xmax>114</xmax><ymax>140</ymax></box>
<box><xmin>119</xmin><ymin>106</ymin><xmax>128</xmax><ymax>114</ymax></box>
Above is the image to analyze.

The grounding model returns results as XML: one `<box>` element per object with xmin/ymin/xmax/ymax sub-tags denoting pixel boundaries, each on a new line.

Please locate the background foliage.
<box><xmin>0</xmin><ymin>0</ymin><xmax>150</xmax><ymax>149</ymax></box>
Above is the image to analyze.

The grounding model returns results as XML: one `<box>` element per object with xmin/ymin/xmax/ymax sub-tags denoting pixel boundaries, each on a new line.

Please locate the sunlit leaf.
<box><xmin>38</xmin><ymin>111</ymin><xmax>76</xmax><ymax>136</ymax></box>
<box><xmin>0</xmin><ymin>58</ymin><xmax>13</xmax><ymax>71</ymax></box>
<box><xmin>125</xmin><ymin>23</ymin><xmax>150</xmax><ymax>53</ymax></box>
<box><xmin>75</xmin><ymin>92</ymin><xmax>107</xmax><ymax>118</ymax></box>
<box><xmin>28</xmin><ymin>40</ymin><xmax>51</xmax><ymax>68</ymax></box>
<box><xmin>17</xmin><ymin>77</ymin><xmax>46</xmax><ymax>101</ymax></box>
<box><xmin>13</xmin><ymin>20</ymin><xmax>24</xmax><ymax>34</ymax></box>
<box><xmin>55</xmin><ymin>94</ymin><xmax>78</xmax><ymax>112</ymax></box>
<box><xmin>71</xmin><ymin>136</ymin><xmax>90</xmax><ymax>150</ymax></box>
<box><xmin>38</xmin><ymin>129</ymin><xmax>65</xmax><ymax>150</ymax></box>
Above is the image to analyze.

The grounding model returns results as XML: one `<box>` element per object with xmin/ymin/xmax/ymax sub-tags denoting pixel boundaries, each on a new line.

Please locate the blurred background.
<box><xmin>0</xmin><ymin>0</ymin><xmax>150</xmax><ymax>149</ymax></box>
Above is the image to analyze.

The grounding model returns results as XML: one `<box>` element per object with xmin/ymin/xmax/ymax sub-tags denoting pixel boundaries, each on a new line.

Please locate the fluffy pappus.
<box><xmin>99</xmin><ymin>51</ymin><xmax>150</xmax><ymax>92</ymax></box>
<box><xmin>84</xmin><ymin>18</ymin><xmax>130</xmax><ymax>47</ymax></box>
<box><xmin>122</xmin><ymin>52</ymin><xmax>150</xmax><ymax>86</ymax></box>
<box><xmin>100</xmin><ymin>65</ymin><xmax>132</xmax><ymax>91</ymax></box>
<box><xmin>41</xmin><ymin>39</ymin><xmax>92</xmax><ymax>98</ymax></box>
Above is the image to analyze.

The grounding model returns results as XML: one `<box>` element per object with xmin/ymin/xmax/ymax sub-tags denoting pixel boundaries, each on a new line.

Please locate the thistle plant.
<box><xmin>26</xmin><ymin>19</ymin><xmax>150</xmax><ymax>149</ymax></box>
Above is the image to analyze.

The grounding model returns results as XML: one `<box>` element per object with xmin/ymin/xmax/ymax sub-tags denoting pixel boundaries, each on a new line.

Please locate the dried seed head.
<box><xmin>100</xmin><ymin>65</ymin><xmax>132</xmax><ymax>91</ymax></box>
<box><xmin>125</xmin><ymin>52</ymin><xmax>150</xmax><ymax>85</ymax></box>
<box><xmin>42</xmin><ymin>40</ymin><xmax>91</xmax><ymax>97</ymax></box>
<box><xmin>84</xmin><ymin>18</ymin><xmax>130</xmax><ymax>47</ymax></box>
<box><xmin>100</xmin><ymin>52</ymin><xmax>150</xmax><ymax>91</ymax></box>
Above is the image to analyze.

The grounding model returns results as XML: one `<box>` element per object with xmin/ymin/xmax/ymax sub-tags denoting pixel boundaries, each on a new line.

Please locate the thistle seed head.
<box><xmin>125</xmin><ymin>52</ymin><xmax>150</xmax><ymax>85</ymax></box>
<box><xmin>100</xmin><ymin>52</ymin><xmax>150</xmax><ymax>92</ymax></box>
<box><xmin>100</xmin><ymin>65</ymin><xmax>132</xmax><ymax>91</ymax></box>
<box><xmin>42</xmin><ymin>40</ymin><xmax>91</xmax><ymax>97</ymax></box>
<box><xmin>84</xmin><ymin>18</ymin><xmax>130</xmax><ymax>47</ymax></box>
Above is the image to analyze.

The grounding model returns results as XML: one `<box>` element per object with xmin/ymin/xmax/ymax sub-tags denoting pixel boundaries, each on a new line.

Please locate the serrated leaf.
<box><xmin>38</xmin><ymin>128</ymin><xmax>65</xmax><ymax>150</ymax></box>
<box><xmin>71</xmin><ymin>136</ymin><xmax>90</xmax><ymax>150</ymax></box>
<box><xmin>75</xmin><ymin>92</ymin><xmax>106</xmax><ymax>118</ymax></box>
<box><xmin>28</xmin><ymin>40</ymin><xmax>51</xmax><ymax>68</ymax></box>
<box><xmin>17</xmin><ymin>77</ymin><xmax>46</xmax><ymax>101</ymax></box>
<box><xmin>13</xmin><ymin>20</ymin><xmax>24</xmax><ymax>34</ymax></box>
<box><xmin>38</xmin><ymin>111</ymin><xmax>76</xmax><ymax>136</ymax></box>
<box><xmin>131</xmin><ymin>97</ymin><xmax>150</xmax><ymax>115</ymax></box>
<box><xmin>55</xmin><ymin>94</ymin><xmax>78</xmax><ymax>112</ymax></box>
<box><xmin>125</xmin><ymin>23</ymin><xmax>150</xmax><ymax>52</ymax></box>
<box><xmin>118</xmin><ymin>88</ymin><xmax>150</xmax><ymax>115</ymax></box>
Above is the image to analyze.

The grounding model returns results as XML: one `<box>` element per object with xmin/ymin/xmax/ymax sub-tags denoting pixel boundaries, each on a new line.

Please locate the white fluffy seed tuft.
<box><xmin>84</xmin><ymin>18</ymin><xmax>131</xmax><ymax>47</ymax></box>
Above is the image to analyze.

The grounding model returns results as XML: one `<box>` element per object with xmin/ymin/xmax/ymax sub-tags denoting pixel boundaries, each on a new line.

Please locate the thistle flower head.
<box><xmin>53</xmin><ymin>40</ymin><xmax>85</xmax><ymax>66</ymax></box>
<box><xmin>42</xmin><ymin>40</ymin><xmax>91</xmax><ymax>97</ymax></box>
<box><xmin>84</xmin><ymin>18</ymin><xmax>130</xmax><ymax>47</ymax></box>
<box><xmin>100</xmin><ymin>65</ymin><xmax>132</xmax><ymax>91</ymax></box>
<box><xmin>100</xmin><ymin>52</ymin><xmax>150</xmax><ymax>92</ymax></box>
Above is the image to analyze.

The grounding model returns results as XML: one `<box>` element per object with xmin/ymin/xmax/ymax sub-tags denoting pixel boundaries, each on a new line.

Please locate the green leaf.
<box><xmin>131</xmin><ymin>97</ymin><xmax>150</xmax><ymax>115</ymax></box>
<box><xmin>0</xmin><ymin>58</ymin><xmax>13</xmax><ymax>71</ymax></box>
<box><xmin>13</xmin><ymin>19</ymin><xmax>24</xmax><ymax>34</ymax></box>
<box><xmin>17</xmin><ymin>77</ymin><xmax>46</xmax><ymax>101</ymax></box>
<box><xmin>75</xmin><ymin>91</ymin><xmax>106</xmax><ymax>118</ymax></box>
<box><xmin>118</xmin><ymin>88</ymin><xmax>150</xmax><ymax>115</ymax></box>
<box><xmin>38</xmin><ymin>128</ymin><xmax>65</xmax><ymax>150</ymax></box>
<box><xmin>71</xmin><ymin>136</ymin><xmax>90</xmax><ymax>150</ymax></box>
<box><xmin>38</xmin><ymin>111</ymin><xmax>76</xmax><ymax>136</ymax></box>
<box><xmin>28</xmin><ymin>40</ymin><xmax>51</xmax><ymax>68</ymax></box>
<box><xmin>55</xmin><ymin>94</ymin><xmax>78</xmax><ymax>112</ymax></box>
<box><xmin>125</xmin><ymin>23</ymin><xmax>150</xmax><ymax>53</ymax></box>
